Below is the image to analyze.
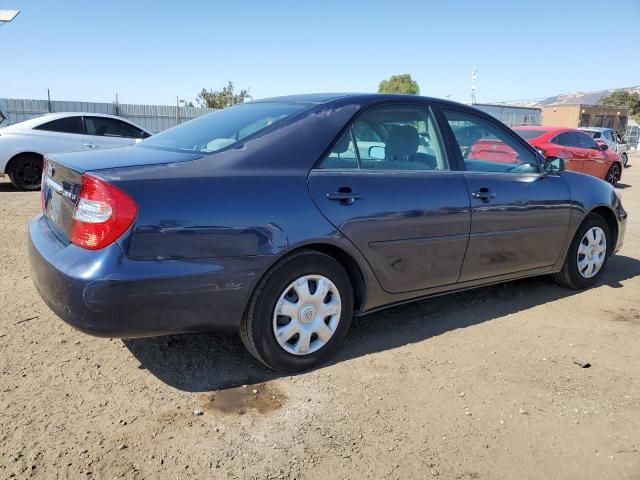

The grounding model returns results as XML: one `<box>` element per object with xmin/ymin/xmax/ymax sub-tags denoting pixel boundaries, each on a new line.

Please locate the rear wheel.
<box><xmin>551</xmin><ymin>213</ymin><xmax>610</xmax><ymax>290</ymax></box>
<box><xmin>605</xmin><ymin>163</ymin><xmax>621</xmax><ymax>186</ymax></box>
<box><xmin>240</xmin><ymin>250</ymin><xmax>353</xmax><ymax>372</ymax></box>
<box><xmin>8</xmin><ymin>154</ymin><xmax>43</xmax><ymax>191</ymax></box>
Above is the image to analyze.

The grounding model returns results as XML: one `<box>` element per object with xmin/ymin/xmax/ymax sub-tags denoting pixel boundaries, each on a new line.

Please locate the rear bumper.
<box><xmin>28</xmin><ymin>214</ymin><xmax>271</xmax><ymax>337</ymax></box>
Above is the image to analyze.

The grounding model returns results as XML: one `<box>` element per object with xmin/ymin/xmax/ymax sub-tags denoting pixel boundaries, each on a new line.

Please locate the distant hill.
<box><xmin>502</xmin><ymin>86</ymin><xmax>640</xmax><ymax>108</ymax></box>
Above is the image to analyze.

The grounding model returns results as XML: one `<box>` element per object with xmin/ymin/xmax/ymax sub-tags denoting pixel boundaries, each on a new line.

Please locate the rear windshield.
<box><xmin>139</xmin><ymin>102</ymin><xmax>310</xmax><ymax>154</ymax></box>
<box><xmin>515</xmin><ymin>129</ymin><xmax>545</xmax><ymax>140</ymax></box>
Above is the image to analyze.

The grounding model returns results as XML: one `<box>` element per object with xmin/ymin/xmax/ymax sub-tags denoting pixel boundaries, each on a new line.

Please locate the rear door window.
<box><xmin>552</xmin><ymin>132</ymin><xmax>577</xmax><ymax>147</ymax></box>
<box><xmin>85</xmin><ymin>117</ymin><xmax>146</xmax><ymax>138</ymax></box>
<box><xmin>576</xmin><ymin>132</ymin><xmax>598</xmax><ymax>149</ymax></box>
<box><xmin>34</xmin><ymin>116</ymin><xmax>84</xmax><ymax>134</ymax></box>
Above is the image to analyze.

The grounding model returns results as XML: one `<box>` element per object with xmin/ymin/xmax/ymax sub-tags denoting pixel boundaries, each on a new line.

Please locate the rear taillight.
<box><xmin>70</xmin><ymin>174</ymin><xmax>137</xmax><ymax>250</ymax></box>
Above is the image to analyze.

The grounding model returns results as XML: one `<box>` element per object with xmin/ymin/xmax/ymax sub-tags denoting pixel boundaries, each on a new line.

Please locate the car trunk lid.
<box><xmin>42</xmin><ymin>146</ymin><xmax>203</xmax><ymax>242</ymax></box>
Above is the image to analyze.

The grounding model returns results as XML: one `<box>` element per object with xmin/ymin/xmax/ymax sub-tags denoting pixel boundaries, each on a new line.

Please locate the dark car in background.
<box><xmin>28</xmin><ymin>94</ymin><xmax>627</xmax><ymax>372</ymax></box>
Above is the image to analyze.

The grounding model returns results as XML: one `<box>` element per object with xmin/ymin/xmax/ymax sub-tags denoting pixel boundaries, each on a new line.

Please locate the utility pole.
<box><xmin>470</xmin><ymin>67</ymin><xmax>477</xmax><ymax>105</ymax></box>
<box><xmin>47</xmin><ymin>89</ymin><xmax>52</xmax><ymax>113</ymax></box>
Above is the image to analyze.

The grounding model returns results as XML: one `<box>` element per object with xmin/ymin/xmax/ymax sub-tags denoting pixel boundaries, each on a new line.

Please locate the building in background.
<box><xmin>541</xmin><ymin>104</ymin><xmax>629</xmax><ymax>134</ymax></box>
<box><xmin>472</xmin><ymin>103</ymin><xmax>541</xmax><ymax>127</ymax></box>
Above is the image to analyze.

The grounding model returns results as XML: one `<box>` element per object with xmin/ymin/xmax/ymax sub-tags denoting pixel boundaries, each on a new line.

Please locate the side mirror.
<box><xmin>599</xmin><ymin>144</ymin><xmax>609</xmax><ymax>151</ymax></box>
<box><xmin>544</xmin><ymin>157</ymin><xmax>565</xmax><ymax>174</ymax></box>
<box><xmin>368</xmin><ymin>145</ymin><xmax>385</xmax><ymax>160</ymax></box>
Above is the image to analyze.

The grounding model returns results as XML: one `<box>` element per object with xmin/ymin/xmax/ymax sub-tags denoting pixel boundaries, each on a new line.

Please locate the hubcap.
<box><xmin>272</xmin><ymin>275</ymin><xmax>342</xmax><ymax>356</ymax></box>
<box><xmin>577</xmin><ymin>226</ymin><xmax>606</xmax><ymax>279</ymax></box>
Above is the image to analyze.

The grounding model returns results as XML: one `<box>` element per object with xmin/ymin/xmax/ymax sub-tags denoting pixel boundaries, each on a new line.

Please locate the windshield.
<box><xmin>140</xmin><ymin>102</ymin><xmax>310</xmax><ymax>154</ymax></box>
<box><xmin>515</xmin><ymin>129</ymin><xmax>545</xmax><ymax>140</ymax></box>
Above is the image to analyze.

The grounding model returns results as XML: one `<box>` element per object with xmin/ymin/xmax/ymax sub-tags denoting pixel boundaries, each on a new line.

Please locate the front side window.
<box><xmin>34</xmin><ymin>116</ymin><xmax>83</xmax><ymax>134</ymax></box>
<box><xmin>443</xmin><ymin>109</ymin><xmax>538</xmax><ymax>173</ymax></box>
<box><xmin>140</xmin><ymin>102</ymin><xmax>309</xmax><ymax>154</ymax></box>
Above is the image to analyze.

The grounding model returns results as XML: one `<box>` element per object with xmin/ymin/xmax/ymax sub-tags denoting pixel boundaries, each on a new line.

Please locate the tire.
<box><xmin>240</xmin><ymin>250</ymin><xmax>354</xmax><ymax>372</ymax></box>
<box><xmin>605</xmin><ymin>163</ymin><xmax>621</xmax><ymax>186</ymax></box>
<box><xmin>621</xmin><ymin>153</ymin><xmax>628</xmax><ymax>168</ymax></box>
<box><xmin>8</xmin><ymin>154</ymin><xmax>43</xmax><ymax>191</ymax></box>
<box><xmin>551</xmin><ymin>213</ymin><xmax>611</xmax><ymax>290</ymax></box>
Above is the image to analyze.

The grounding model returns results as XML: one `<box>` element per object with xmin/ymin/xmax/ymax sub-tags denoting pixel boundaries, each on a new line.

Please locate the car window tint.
<box><xmin>316</xmin><ymin>130</ymin><xmax>359</xmax><ymax>169</ymax></box>
<box><xmin>576</xmin><ymin>132</ymin><xmax>598</xmax><ymax>149</ymax></box>
<box><xmin>34</xmin><ymin>116</ymin><xmax>83</xmax><ymax>134</ymax></box>
<box><xmin>552</xmin><ymin>132</ymin><xmax>576</xmax><ymax>147</ymax></box>
<box><xmin>85</xmin><ymin>117</ymin><xmax>145</xmax><ymax>138</ymax></box>
<box><xmin>443</xmin><ymin>109</ymin><xmax>539</xmax><ymax>174</ymax></box>
<box><xmin>352</xmin><ymin>106</ymin><xmax>448</xmax><ymax>171</ymax></box>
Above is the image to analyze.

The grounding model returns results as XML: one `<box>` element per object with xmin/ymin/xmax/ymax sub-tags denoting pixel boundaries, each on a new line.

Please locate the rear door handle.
<box><xmin>327</xmin><ymin>190</ymin><xmax>362</xmax><ymax>205</ymax></box>
<box><xmin>471</xmin><ymin>188</ymin><xmax>496</xmax><ymax>201</ymax></box>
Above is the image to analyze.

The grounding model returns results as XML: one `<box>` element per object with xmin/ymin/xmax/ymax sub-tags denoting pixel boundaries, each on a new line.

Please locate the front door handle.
<box><xmin>472</xmin><ymin>188</ymin><xmax>496</xmax><ymax>201</ymax></box>
<box><xmin>84</xmin><ymin>143</ymin><xmax>99</xmax><ymax>149</ymax></box>
<box><xmin>327</xmin><ymin>189</ymin><xmax>362</xmax><ymax>205</ymax></box>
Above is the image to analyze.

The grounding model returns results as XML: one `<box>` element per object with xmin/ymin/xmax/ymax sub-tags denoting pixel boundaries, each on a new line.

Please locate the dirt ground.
<box><xmin>1</xmin><ymin>155</ymin><xmax>639</xmax><ymax>480</ymax></box>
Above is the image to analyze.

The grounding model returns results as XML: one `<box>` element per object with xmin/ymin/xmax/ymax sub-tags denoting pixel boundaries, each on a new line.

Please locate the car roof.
<box><xmin>253</xmin><ymin>92</ymin><xmax>467</xmax><ymax>108</ymax></box>
<box><xmin>579</xmin><ymin>127</ymin><xmax>611</xmax><ymax>132</ymax></box>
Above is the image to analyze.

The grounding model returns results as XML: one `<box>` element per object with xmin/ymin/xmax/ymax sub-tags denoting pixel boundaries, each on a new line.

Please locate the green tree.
<box><xmin>378</xmin><ymin>74</ymin><xmax>420</xmax><ymax>95</ymax></box>
<box><xmin>599</xmin><ymin>90</ymin><xmax>640</xmax><ymax>122</ymax></box>
<box><xmin>197</xmin><ymin>81</ymin><xmax>251</xmax><ymax>109</ymax></box>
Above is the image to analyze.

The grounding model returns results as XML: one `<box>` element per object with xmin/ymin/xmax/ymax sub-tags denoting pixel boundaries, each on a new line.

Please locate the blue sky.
<box><xmin>2</xmin><ymin>0</ymin><xmax>639</xmax><ymax>105</ymax></box>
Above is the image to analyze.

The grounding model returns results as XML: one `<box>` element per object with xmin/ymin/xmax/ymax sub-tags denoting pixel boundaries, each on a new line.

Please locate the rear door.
<box><xmin>308</xmin><ymin>103</ymin><xmax>470</xmax><ymax>293</ymax></box>
<box><xmin>441</xmin><ymin>107</ymin><xmax>572</xmax><ymax>281</ymax></box>
<box><xmin>31</xmin><ymin>116</ymin><xmax>84</xmax><ymax>153</ymax></box>
<box><xmin>82</xmin><ymin>116</ymin><xmax>145</xmax><ymax>150</ymax></box>
<box><xmin>552</xmin><ymin>132</ymin><xmax>584</xmax><ymax>172</ymax></box>
<box><xmin>576</xmin><ymin>131</ymin><xmax>609</xmax><ymax>178</ymax></box>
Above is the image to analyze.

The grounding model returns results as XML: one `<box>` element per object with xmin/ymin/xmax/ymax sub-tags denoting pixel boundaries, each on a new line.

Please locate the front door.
<box><xmin>575</xmin><ymin>131</ymin><xmax>610</xmax><ymax>179</ymax></box>
<box><xmin>441</xmin><ymin>108</ymin><xmax>572</xmax><ymax>281</ymax></box>
<box><xmin>308</xmin><ymin>104</ymin><xmax>470</xmax><ymax>293</ymax></box>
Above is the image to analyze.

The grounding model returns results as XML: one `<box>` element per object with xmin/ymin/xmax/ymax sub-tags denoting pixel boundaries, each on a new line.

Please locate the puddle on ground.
<box><xmin>204</xmin><ymin>382</ymin><xmax>287</xmax><ymax>415</ymax></box>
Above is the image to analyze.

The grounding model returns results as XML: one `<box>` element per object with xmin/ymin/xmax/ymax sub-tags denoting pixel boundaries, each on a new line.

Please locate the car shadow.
<box><xmin>124</xmin><ymin>254</ymin><xmax>640</xmax><ymax>392</ymax></box>
<box><xmin>616</xmin><ymin>183</ymin><xmax>632</xmax><ymax>189</ymax></box>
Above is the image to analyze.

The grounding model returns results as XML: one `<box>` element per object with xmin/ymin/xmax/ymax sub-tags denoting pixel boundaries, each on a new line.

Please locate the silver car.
<box><xmin>580</xmin><ymin>127</ymin><xmax>629</xmax><ymax>167</ymax></box>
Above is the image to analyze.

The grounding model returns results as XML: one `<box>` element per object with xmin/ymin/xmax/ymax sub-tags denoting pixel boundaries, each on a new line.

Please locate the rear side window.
<box><xmin>35</xmin><ymin>116</ymin><xmax>83</xmax><ymax>134</ymax></box>
<box><xmin>576</xmin><ymin>132</ymin><xmax>598</xmax><ymax>149</ymax></box>
<box><xmin>317</xmin><ymin>130</ymin><xmax>359</xmax><ymax>169</ymax></box>
<box><xmin>552</xmin><ymin>132</ymin><xmax>576</xmax><ymax>147</ymax></box>
<box><xmin>85</xmin><ymin>117</ymin><xmax>146</xmax><ymax>139</ymax></box>
<box><xmin>443</xmin><ymin>109</ymin><xmax>538</xmax><ymax>173</ymax></box>
<box><xmin>317</xmin><ymin>106</ymin><xmax>448</xmax><ymax>171</ymax></box>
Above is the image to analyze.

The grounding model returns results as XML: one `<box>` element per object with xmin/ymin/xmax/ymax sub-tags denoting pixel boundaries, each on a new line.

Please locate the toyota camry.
<box><xmin>28</xmin><ymin>94</ymin><xmax>627</xmax><ymax>372</ymax></box>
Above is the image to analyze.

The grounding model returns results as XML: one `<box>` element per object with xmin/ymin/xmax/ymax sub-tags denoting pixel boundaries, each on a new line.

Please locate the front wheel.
<box><xmin>605</xmin><ymin>163</ymin><xmax>621</xmax><ymax>186</ymax></box>
<box><xmin>551</xmin><ymin>213</ymin><xmax>610</xmax><ymax>290</ymax></box>
<box><xmin>240</xmin><ymin>250</ymin><xmax>354</xmax><ymax>372</ymax></box>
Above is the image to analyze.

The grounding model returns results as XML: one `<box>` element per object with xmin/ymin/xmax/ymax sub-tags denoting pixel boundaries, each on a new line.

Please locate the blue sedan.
<box><xmin>28</xmin><ymin>94</ymin><xmax>627</xmax><ymax>372</ymax></box>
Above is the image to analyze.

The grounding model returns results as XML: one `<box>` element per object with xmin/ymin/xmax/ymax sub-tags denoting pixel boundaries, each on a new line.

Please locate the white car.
<box><xmin>0</xmin><ymin>112</ymin><xmax>151</xmax><ymax>190</ymax></box>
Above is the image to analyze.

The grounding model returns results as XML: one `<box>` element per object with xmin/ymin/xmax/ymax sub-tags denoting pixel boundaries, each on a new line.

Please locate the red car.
<box><xmin>513</xmin><ymin>126</ymin><xmax>622</xmax><ymax>185</ymax></box>
<box><xmin>467</xmin><ymin>126</ymin><xmax>622</xmax><ymax>185</ymax></box>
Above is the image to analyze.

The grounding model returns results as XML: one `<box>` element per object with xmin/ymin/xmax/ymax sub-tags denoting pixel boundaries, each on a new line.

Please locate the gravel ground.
<box><xmin>1</xmin><ymin>155</ymin><xmax>639</xmax><ymax>479</ymax></box>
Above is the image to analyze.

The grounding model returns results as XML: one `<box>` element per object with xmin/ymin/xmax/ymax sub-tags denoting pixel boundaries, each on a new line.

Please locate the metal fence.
<box><xmin>0</xmin><ymin>98</ymin><xmax>216</xmax><ymax>133</ymax></box>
